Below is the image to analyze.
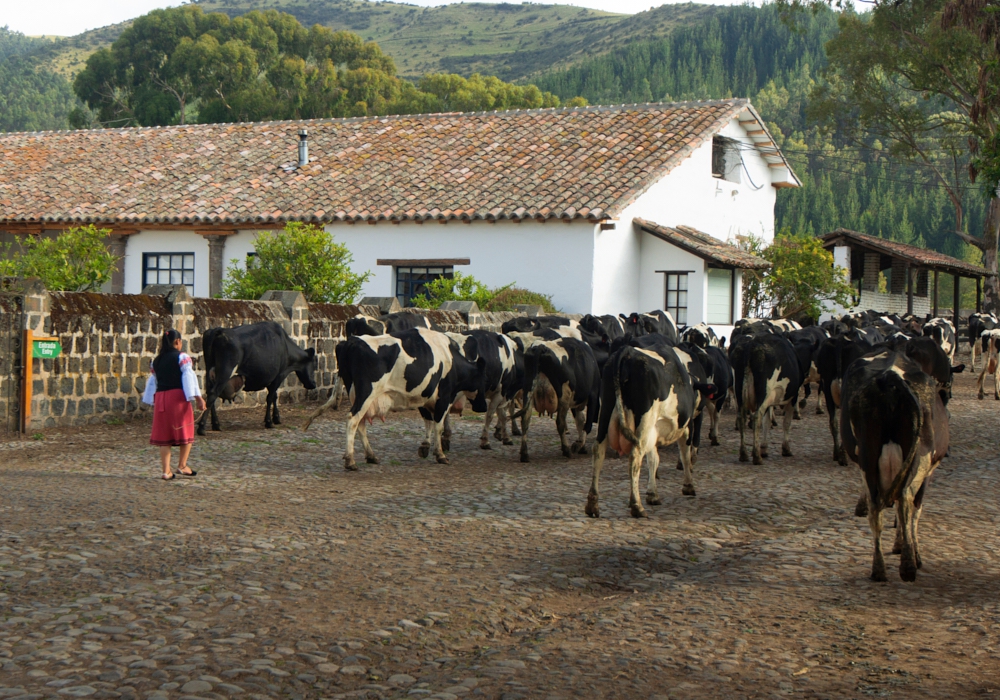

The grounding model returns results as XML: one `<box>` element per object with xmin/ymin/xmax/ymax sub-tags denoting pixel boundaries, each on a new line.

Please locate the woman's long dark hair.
<box><xmin>155</xmin><ymin>329</ymin><xmax>182</xmax><ymax>363</ymax></box>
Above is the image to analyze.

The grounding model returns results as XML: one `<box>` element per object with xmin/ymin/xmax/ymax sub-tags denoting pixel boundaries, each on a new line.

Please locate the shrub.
<box><xmin>0</xmin><ymin>224</ymin><xmax>119</xmax><ymax>292</ymax></box>
<box><xmin>484</xmin><ymin>287</ymin><xmax>556</xmax><ymax>313</ymax></box>
<box><xmin>221</xmin><ymin>222</ymin><xmax>370</xmax><ymax>303</ymax></box>
<box><xmin>411</xmin><ymin>271</ymin><xmax>556</xmax><ymax>312</ymax></box>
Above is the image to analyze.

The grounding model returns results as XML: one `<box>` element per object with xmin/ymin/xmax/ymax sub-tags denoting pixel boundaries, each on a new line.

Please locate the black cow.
<box><xmin>680</xmin><ymin>323</ymin><xmax>720</xmax><ymax>349</ymax></box>
<box><xmin>580</xmin><ymin>314</ymin><xmax>626</xmax><ymax>341</ymax></box>
<box><xmin>787</xmin><ymin>326</ymin><xmax>828</xmax><ymax>418</ymax></box>
<box><xmin>198</xmin><ymin>322</ymin><xmax>317</xmax><ymax>435</ymax></box>
<box><xmin>731</xmin><ymin>333</ymin><xmax>803</xmax><ymax>464</ymax></box>
<box><xmin>345</xmin><ymin>315</ymin><xmax>386</xmax><ymax>337</ymax></box>
<box><xmin>816</xmin><ymin>331</ymin><xmax>877</xmax><ymax>464</ymax></box>
<box><xmin>585</xmin><ymin>340</ymin><xmax>703</xmax><ymax>518</ymax></box>
<box><xmin>968</xmin><ymin>312</ymin><xmax>998</xmax><ymax>370</ymax></box>
<box><xmin>309</xmin><ymin>328</ymin><xmax>486</xmax><ymax>469</ymax></box>
<box><xmin>452</xmin><ymin>330</ymin><xmax>521</xmax><ymax>449</ymax></box>
<box><xmin>619</xmin><ymin>310</ymin><xmax>678</xmax><ymax>342</ymax></box>
<box><xmin>840</xmin><ymin>341</ymin><xmax>957</xmax><ymax>581</ymax></box>
<box><xmin>515</xmin><ymin>337</ymin><xmax>600</xmax><ymax>462</ymax></box>
<box><xmin>704</xmin><ymin>345</ymin><xmax>733</xmax><ymax>446</ymax></box>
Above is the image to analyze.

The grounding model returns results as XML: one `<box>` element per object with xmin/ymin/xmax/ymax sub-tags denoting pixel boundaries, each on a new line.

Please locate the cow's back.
<box><xmin>211</xmin><ymin>322</ymin><xmax>294</xmax><ymax>392</ymax></box>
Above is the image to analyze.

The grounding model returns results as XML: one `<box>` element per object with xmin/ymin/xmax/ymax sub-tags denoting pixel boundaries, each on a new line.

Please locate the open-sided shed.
<box><xmin>821</xmin><ymin>228</ymin><xmax>986</xmax><ymax>326</ymax></box>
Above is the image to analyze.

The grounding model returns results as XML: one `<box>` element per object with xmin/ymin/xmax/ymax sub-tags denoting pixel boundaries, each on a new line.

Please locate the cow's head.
<box><xmin>346</xmin><ymin>316</ymin><xmax>385</xmax><ymax>337</ymax></box>
<box><xmin>296</xmin><ymin>347</ymin><xmax>318</xmax><ymax>390</ymax></box>
<box><xmin>904</xmin><ymin>336</ymin><xmax>957</xmax><ymax>404</ymax></box>
<box><xmin>579</xmin><ymin>314</ymin><xmax>605</xmax><ymax>337</ymax></box>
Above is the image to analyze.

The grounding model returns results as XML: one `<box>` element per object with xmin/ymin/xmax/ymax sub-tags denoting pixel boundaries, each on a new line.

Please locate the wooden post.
<box><xmin>954</xmin><ymin>274</ymin><xmax>961</xmax><ymax>330</ymax></box>
<box><xmin>21</xmin><ymin>329</ymin><xmax>32</xmax><ymax>434</ymax></box>
<box><xmin>906</xmin><ymin>263</ymin><xmax>913</xmax><ymax>314</ymax></box>
<box><xmin>977</xmin><ymin>277</ymin><xmax>982</xmax><ymax>313</ymax></box>
<box><xmin>933</xmin><ymin>270</ymin><xmax>939</xmax><ymax>318</ymax></box>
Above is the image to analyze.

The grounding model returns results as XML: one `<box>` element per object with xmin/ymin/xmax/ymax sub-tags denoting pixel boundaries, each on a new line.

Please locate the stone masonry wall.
<box><xmin>6</xmin><ymin>284</ymin><xmax>541</xmax><ymax>430</ymax></box>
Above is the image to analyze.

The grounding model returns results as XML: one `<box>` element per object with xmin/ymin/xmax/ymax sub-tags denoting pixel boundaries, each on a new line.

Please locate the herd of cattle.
<box><xmin>196</xmin><ymin>307</ymin><xmax>997</xmax><ymax>583</ymax></box>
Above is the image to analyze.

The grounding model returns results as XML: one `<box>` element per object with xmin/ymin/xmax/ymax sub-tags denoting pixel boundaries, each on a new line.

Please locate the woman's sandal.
<box><xmin>178</xmin><ymin>468</ymin><xmax>197</xmax><ymax>477</ymax></box>
<box><xmin>162</xmin><ymin>473</ymin><xmax>176</xmax><ymax>481</ymax></box>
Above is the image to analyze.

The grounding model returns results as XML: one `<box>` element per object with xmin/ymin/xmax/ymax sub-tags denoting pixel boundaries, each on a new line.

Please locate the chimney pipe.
<box><xmin>297</xmin><ymin>129</ymin><xmax>308</xmax><ymax>168</ymax></box>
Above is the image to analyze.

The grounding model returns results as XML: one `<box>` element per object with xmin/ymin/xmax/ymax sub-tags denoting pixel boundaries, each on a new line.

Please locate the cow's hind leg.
<box><xmin>344</xmin><ymin>413</ymin><xmax>364</xmax><ymax>471</ymax></box>
<box><xmin>570</xmin><ymin>408</ymin><xmax>588</xmax><ymax>455</ymax></box>
<box><xmin>679</xmin><ymin>427</ymin><xmax>696</xmax><ymax>497</ymax></box>
<box><xmin>441</xmin><ymin>414</ymin><xmax>452</xmax><ymax>452</ymax></box>
<box><xmin>519</xmin><ymin>398</ymin><xmax>533</xmax><ymax>462</ymax></box>
<box><xmin>867</xmin><ymin>500</ymin><xmax>887</xmax><ymax>582</ymax></box>
<box><xmin>738</xmin><ymin>406</ymin><xmax>750</xmax><ymax>463</ymax></box>
<box><xmin>707</xmin><ymin>400</ymin><xmax>719</xmax><ymax>446</ymax></box>
<box><xmin>197</xmin><ymin>397</ymin><xmax>218</xmax><ymax>436</ymax></box>
<box><xmin>752</xmin><ymin>411</ymin><xmax>763</xmax><ymax>465</ymax></box>
<box><xmin>628</xmin><ymin>443</ymin><xmax>646</xmax><ymax>518</ymax></box>
<box><xmin>433</xmin><ymin>417</ymin><xmax>449</xmax><ymax>464</ymax></box>
<box><xmin>645</xmin><ymin>439</ymin><xmax>661</xmax><ymax>505</ymax></box>
<box><xmin>780</xmin><ymin>401</ymin><xmax>794</xmax><ymax>457</ymax></box>
<box><xmin>556</xmin><ymin>405</ymin><xmax>572</xmax><ymax>458</ymax></box>
<box><xmin>263</xmin><ymin>390</ymin><xmax>275</xmax><ymax>429</ymax></box>
<box><xmin>760</xmin><ymin>407</ymin><xmax>772</xmax><ymax>459</ymax></box>
<box><xmin>480</xmin><ymin>393</ymin><xmax>501</xmax><ymax>450</ymax></box>
<box><xmin>358</xmin><ymin>421</ymin><xmax>378</xmax><ymax>464</ymax></box>
<box><xmin>586</xmin><ymin>439</ymin><xmax>606</xmax><ymax>518</ymax></box>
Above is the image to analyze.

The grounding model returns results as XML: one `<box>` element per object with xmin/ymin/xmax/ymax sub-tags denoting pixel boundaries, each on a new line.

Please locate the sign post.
<box><xmin>22</xmin><ymin>331</ymin><xmax>61</xmax><ymax>433</ymax></box>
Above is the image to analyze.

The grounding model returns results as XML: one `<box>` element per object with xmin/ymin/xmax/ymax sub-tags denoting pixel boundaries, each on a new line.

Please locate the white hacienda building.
<box><xmin>0</xmin><ymin>99</ymin><xmax>796</xmax><ymax>334</ymax></box>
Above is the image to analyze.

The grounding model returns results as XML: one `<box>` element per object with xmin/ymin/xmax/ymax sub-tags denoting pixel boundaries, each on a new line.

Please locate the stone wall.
<box><xmin>4</xmin><ymin>284</ymin><xmax>541</xmax><ymax>430</ymax></box>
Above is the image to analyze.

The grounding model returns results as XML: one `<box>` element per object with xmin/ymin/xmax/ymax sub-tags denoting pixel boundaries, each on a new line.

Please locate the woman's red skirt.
<box><xmin>150</xmin><ymin>388</ymin><xmax>195</xmax><ymax>446</ymax></box>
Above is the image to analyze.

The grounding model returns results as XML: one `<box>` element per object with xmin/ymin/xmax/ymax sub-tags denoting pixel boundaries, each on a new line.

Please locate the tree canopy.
<box><xmin>72</xmin><ymin>5</ymin><xmax>569</xmax><ymax>128</ymax></box>
<box><xmin>0</xmin><ymin>28</ymin><xmax>81</xmax><ymax>132</ymax></box>
<box><xmin>0</xmin><ymin>225</ymin><xmax>119</xmax><ymax>292</ymax></box>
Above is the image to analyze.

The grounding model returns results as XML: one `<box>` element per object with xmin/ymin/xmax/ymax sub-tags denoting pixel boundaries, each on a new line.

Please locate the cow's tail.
<box><xmin>614</xmin><ymin>348</ymin><xmax>640</xmax><ymax>446</ymax></box>
<box><xmin>511</xmin><ymin>348</ymin><xmax>540</xmax><ymax>420</ymax></box>
<box><xmin>742</xmin><ymin>364</ymin><xmax>756</xmax><ymax>413</ymax></box>
<box><xmin>303</xmin><ymin>375</ymin><xmax>342</xmax><ymax>431</ymax></box>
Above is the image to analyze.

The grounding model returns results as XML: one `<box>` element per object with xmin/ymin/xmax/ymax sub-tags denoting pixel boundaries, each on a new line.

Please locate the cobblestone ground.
<box><xmin>2</xmin><ymin>368</ymin><xmax>1000</xmax><ymax>700</ymax></box>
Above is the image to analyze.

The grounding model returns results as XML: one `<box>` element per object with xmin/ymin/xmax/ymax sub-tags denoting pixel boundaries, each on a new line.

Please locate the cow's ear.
<box><xmin>307</xmin><ymin>347</ymin><xmax>316</xmax><ymax>358</ymax></box>
<box><xmin>619</xmin><ymin>314</ymin><xmax>627</xmax><ymax>320</ymax></box>
<box><xmin>719</xmin><ymin>336</ymin><xmax>727</xmax><ymax>349</ymax></box>
<box><xmin>951</xmin><ymin>363</ymin><xmax>965</xmax><ymax>374</ymax></box>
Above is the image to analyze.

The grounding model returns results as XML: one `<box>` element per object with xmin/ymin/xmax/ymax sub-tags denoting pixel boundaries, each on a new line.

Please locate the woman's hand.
<box><xmin>195</xmin><ymin>396</ymin><xmax>207</xmax><ymax>411</ymax></box>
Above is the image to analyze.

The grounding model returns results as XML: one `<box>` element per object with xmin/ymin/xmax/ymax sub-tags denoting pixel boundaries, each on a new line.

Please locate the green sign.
<box><xmin>33</xmin><ymin>340</ymin><xmax>62</xmax><ymax>359</ymax></box>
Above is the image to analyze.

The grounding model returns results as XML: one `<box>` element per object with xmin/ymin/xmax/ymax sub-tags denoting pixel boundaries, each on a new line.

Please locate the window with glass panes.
<box><xmin>664</xmin><ymin>272</ymin><xmax>689</xmax><ymax>325</ymax></box>
<box><xmin>395</xmin><ymin>266</ymin><xmax>454</xmax><ymax>307</ymax></box>
<box><xmin>143</xmin><ymin>253</ymin><xmax>195</xmax><ymax>294</ymax></box>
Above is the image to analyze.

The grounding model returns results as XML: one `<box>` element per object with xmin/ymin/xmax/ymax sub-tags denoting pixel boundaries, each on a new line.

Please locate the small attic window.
<box><xmin>712</xmin><ymin>136</ymin><xmax>742</xmax><ymax>184</ymax></box>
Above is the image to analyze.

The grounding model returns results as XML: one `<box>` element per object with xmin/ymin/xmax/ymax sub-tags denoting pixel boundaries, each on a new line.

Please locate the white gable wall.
<box><xmin>123</xmin><ymin>230</ymin><xmax>210</xmax><ymax>297</ymax></box>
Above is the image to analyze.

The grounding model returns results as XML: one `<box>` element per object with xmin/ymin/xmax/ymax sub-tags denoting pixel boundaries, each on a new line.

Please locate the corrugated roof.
<box><xmin>0</xmin><ymin>100</ymin><xmax>796</xmax><ymax>227</ymax></box>
<box><xmin>635</xmin><ymin>218</ymin><xmax>771</xmax><ymax>269</ymax></box>
<box><xmin>821</xmin><ymin>228</ymin><xmax>986</xmax><ymax>277</ymax></box>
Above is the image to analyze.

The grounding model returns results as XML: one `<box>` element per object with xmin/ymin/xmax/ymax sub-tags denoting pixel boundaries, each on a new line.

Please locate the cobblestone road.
<box><xmin>2</xmin><ymin>369</ymin><xmax>1000</xmax><ymax>700</ymax></box>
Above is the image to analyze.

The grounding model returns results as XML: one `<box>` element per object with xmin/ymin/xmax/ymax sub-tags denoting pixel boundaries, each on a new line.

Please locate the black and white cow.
<box><xmin>585</xmin><ymin>341</ymin><xmax>706</xmax><ymax>518</ymax></box>
<box><xmin>515</xmin><ymin>337</ymin><xmax>601</xmax><ymax>462</ymax></box>
<box><xmin>840</xmin><ymin>341</ymin><xmax>958</xmax><ymax>581</ymax></box>
<box><xmin>619</xmin><ymin>310</ymin><xmax>678</xmax><ymax>342</ymax></box>
<box><xmin>704</xmin><ymin>345</ymin><xmax>734</xmax><ymax>446</ymax></box>
<box><xmin>198</xmin><ymin>322</ymin><xmax>318</xmax><ymax>435</ymax></box>
<box><xmin>308</xmin><ymin>328</ymin><xmax>487</xmax><ymax>469</ymax></box>
<box><xmin>451</xmin><ymin>330</ymin><xmax>521</xmax><ymax>449</ymax></box>
<box><xmin>922</xmin><ymin>317</ymin><xmax>957</xmax><ymax>363</ymax></box>
<box><xmin>730</xmin><ymin>333</ymin><xmax>803</xmax><ymax>465</ymax></box>
<box><xmin>680</xmin><ymin>323</ymin><xmax>720</xmax><ymax>349</ymax></box>
<box><xmin>968</xmin><ymin>312</ymin><xmax>999</xmax><ymax>370</ymax></box>
<box><xmin>580</xmin><ymin>314</ymin><xmax>627</xmax><ymax>341</ymax></box>
<box><xmin>976</xmin><ymin>328</ymin><xmax>1000</xmax><ymax>400</ymax></box>
<box><xmin>815</xmin><ymin>331</ymin><xmax>878</xmax><ymax>464</ymax></box>
<box><xmin>501</xmin><ymin>316</ymin><xmax>580</xmax><ymax>337</ymax></box>
<box><xmin>787</xmin><ymin>326</ymin><xmax>828</xmax><ymax>418</ymax></box>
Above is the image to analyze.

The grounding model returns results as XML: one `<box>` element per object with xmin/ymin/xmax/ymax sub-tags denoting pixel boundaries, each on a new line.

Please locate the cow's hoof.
<box><xmin>645</xmin><ymin>493</ymin><xmax>661</xmax><ymax>506</ymax></box>
<box><xmin>793</xmin><ymin>412</ymin><xmax>801</xmax><ymax>421</ymax></box>
<box><xmin>418</xmin><ymin>444</ymin><xmax>430</xmax><ymax>459</ymax></box>
<box><xmin>629</xmin><ymin>504</ymin><xmax>647</xmax><ymax>519</ymax></box>
<box><xmin>366</xmin><ymin>455</ymin><xmax>379</xmax><ymax>464</ymax></box>
<box><xmin>196</xmin><ymin>426</ymin><xmax>206</xmax><ymax>436</ymax></box>
<box><xmin>520</xmin><ymin>449</ymin><xmax>530</xmax><ymax>463</ymax></box>
<box><xmin>511</xmin><ymin>426</ymin><xmax>522</xmax><ymax>437</ymax></box>
<box><xmin>739</xmin><ymin>450</ymin><xmax>749</xmax><ymax>463</ymax></box>
<box><xmin>585</xmin><ymin>494</ymin><xmax>600</xmax><ymax>518</ymax></box>
<box><xmin>436</xmin><ymin>456</ymin><xmax>450</xmax><ymax>465</ymax></box>
<box><xmin>854</xmin><ymin>498</ymin><xmax>869</xmax><ymax>517</ymax></box>
<box><xmin>710</xmin><ymin>437</ymin><xmax>719</xmax><ymax>447</ymax></box>
<box><xmin>760</xmin><ymin>448</ymin><xmax>769</xmax><ymax>458</ymax></box>
<box><xmin>871</xmin><ymin>566</ymin><xmax>887</xmax><ymax>583</ymax></box>
<box><xmin>265</xmin><ymin>423</ymin><xmax>274</xmax><ymax>430</ymax></box>
<box><xmin>816</xmin><ymin>408</ymin><xmax>824</xmax><ymax>415</ymax></box>
<box><xmin>676</xmin><ymin>461</ymin><xmax>683</xmax><ymax>470</ymax></box>
<box><xmin>561</xmin><ymin>445</ymin><xmax>572</xmax><ymax>458</ymax></box>
<box><xmin>480</xmin><ymin>441</ymin><xmax>492</xmax><ymax>450</ymax></box>
<box><xmin>441</xmin><ymin>438</ymin><xmax>451</xmax><ymax>452</ymax></box>
<box><xmin>494</xmin><ymin>427</ymin><xmax>503</xmax><ymax>440</ymax></box>
<box><xmin>682</xmin><ymin>484</ymin><xmax>696</xmax><ymax>497</ymax></box>
<box><xmin>978</xmin><ymin>392</ymin><xmax>985</xmax><ymax>400</ymax></box>
<box><xmin>899</xmin><ymin>559</ymin><xmax>917</xmax><ymax>582</ymax></box>
<box><xmin>838</xmin><ymin>457</ymin><xmax>848</xmax><ymax>467</ymax></box>
<box><xmin>782</xmin><ymin>445</ymin><xmax>792</xmax><ymax>457</ymax></box>
<box><xmin>212</xmin><ymin>425</ymin><xmax>221</xmax><ymax>432</ymax></box>
<box><xmin>272</xmin><ymin>417</ymin><xmax>282</xmax><ymax>425</ymax></box>
<box><xmin>571</xmin><ymin>441</ymin><xmax>587</xmax><ymax>455</ymax></box>
<box><xmin>752</xmin><ymin>454</ymin><xmax>763</xmax><ymax>466</ymax></box>
<box><xmin>344</xmin><ymin>460</ymin><xmax>358</xmax><ymax>472</ymax></box>
<box><xmin>798</xmin><ymin>399</ymin><xmax>807</xmax><ymax>409</ymax></box>
<box><xmin>502</xmin><ymin>438</ymin><xmax>514</xmax><ymax>446</ymax></box>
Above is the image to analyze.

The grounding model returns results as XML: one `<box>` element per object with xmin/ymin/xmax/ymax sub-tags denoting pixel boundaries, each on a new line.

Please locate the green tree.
<box><xmin>411</xmin><ymin>272</ymin><xmax>556</xmax><ymax>312</ymax></box>
<box><xmin>763</xmin><ymin>232</ymin><xmax>855</xmax><ymax>320</ymax></box>
<box><xmin>0</xmin><ymin>225</ymin><xmax>119</xmax><ymax>292</ymax></box>
<box><xmin>220</xmin><ymin>223</ymin><xmax>370</xmax><ymax>303</ymax></box>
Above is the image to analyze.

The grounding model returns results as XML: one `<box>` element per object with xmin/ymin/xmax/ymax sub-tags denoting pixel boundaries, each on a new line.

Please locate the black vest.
<box><xmin>153</xmin><ymin>350</ymin><xmax>183</xmax><ymax>393</ymax></box>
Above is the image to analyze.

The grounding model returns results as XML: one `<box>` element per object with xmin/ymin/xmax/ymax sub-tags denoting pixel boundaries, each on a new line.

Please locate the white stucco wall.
<box><xmin>224</xmin><ymin>231</ymin><xmax>260</xmax><ymax>273</ymax></box>
<box><xmin>637</xmin><ymin>233</ymin><xmax>707</xmax><ymax>324</ymax></box>
<box><xmin>619</xmin><ymin>116</ymin><xmax>778</xmax><ymax>245</ymax></box>
<box><xmin>123</xmin><ymin>230</ymin><xmax>210</xmax><ymax>297</ymax></box>
<box><xmin>328</xmin><ymin>220</ymin><xmax>597</xmax><ymax>314</ymax></box>
<box><xmin>591</xmin><ymin>221</ymin><xmax>641</xmax><ymax>315</ymax></box>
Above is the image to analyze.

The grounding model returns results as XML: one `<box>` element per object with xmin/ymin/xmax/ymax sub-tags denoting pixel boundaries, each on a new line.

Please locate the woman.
<box><xmin>142</xmin><ymin>329</ymin><xmax>207</xmax><ymax>480</ymax></box>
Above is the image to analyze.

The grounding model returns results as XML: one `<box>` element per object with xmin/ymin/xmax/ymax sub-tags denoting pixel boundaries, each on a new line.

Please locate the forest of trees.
<box><xmin>533</xmin><ymin>4</ymin><xmax>987</xmax><ymax>269</ymax></box>
<box><xmin>0</xmin><ymin>28</ymin><xmax>79</xmax><ymax>132</ymax></box>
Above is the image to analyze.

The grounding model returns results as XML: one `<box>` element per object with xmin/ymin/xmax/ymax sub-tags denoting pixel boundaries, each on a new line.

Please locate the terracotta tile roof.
<box><xmin>634</xmin><ymin>218</ymin><xmax>771</xmax><ymax>270</ymax></box>
<box><xmin>821</xmin><ymin>229</ymin><xmax>986</xmax><ymax>277</ymax></box>
<box><xmin>0</xmin><ymin>99</ymin><xmax>792</xmax><ymax>227</ymax></box>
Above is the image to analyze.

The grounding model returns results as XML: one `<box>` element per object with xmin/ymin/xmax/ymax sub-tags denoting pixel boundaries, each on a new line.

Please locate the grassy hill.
<box><xmin>31</xmin><ymin>0</ymin><xmax>720</xmax><ymax>82</ymax></box>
